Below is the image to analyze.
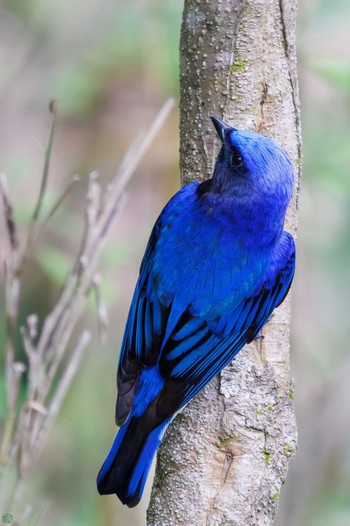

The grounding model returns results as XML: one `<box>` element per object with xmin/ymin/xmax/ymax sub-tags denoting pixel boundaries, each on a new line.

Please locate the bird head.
<box><xmin>210</xmin><ymin>116</ymin><xmax>294</xmax><ymax>208</ymax></box>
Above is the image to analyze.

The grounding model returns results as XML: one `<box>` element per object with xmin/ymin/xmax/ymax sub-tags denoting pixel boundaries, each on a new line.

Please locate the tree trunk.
<box><xmin>147</xmin><ymin>1</ymin><xmax>302</xmax><ymax>525</ymax></box>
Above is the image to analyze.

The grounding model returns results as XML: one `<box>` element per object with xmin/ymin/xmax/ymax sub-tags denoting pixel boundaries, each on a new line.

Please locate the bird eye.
<box><xmin>229</xmin><ymin>153</ymin><xmax>243</xmax><ymax>168</ymax></box>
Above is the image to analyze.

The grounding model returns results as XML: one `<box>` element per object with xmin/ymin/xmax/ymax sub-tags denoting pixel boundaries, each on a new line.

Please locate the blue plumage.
<box><xmin>97</xmin><ymin>117</ymin><xmax>296</xmax><ymax>507</ymax></box>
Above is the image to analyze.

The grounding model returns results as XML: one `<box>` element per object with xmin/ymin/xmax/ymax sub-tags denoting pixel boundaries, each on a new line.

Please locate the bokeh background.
<box><xmin>0</xmin><ymin>0</ymin><xmax>349</xmax><ymax>524</ymax></box>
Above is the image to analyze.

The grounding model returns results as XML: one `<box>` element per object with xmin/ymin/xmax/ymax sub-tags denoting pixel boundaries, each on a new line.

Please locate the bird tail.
<box><xmin>97</xmin><ymin>416</ymin><xmax>169</xmax><ymax>507</ymax></box>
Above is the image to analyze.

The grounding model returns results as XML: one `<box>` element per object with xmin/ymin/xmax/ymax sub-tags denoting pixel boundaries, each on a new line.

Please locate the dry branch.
<box><xmin>0</xmin><ymin>98</ymin><xmax>174</xmax><ymax>520</ymax></box>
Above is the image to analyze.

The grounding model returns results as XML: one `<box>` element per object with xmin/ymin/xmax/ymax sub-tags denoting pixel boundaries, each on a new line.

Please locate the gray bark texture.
<box><xmin>147</xmin><ymin>1</ymin><xmax>302</xmax><ymax>525</ymax></box>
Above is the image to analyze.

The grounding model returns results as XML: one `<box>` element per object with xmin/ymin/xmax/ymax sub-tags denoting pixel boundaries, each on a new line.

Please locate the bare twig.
<box><xmin>0</xmin><ymin>174</ymin><xmax>19</xmax><ymax>251</ymax></box>
<box><xmin>24</xmin><ymin>100</ymin><xmax>57</xmax><ymax>257</ymax></box>
<box><xmin>31</xmin><ymin>101</ymin><xmax>57</xmax><ymax>223</ymax></box>
<box><xmin>0</xmin><ymin>98</ymin><xmax>174</xmax><ymax>520</ymax></box>
<box><xmin>92</xmin><ymin>274</ymin><xmax>109</xmax><ymax>343</ymax></box>
<box><xmin>0</xmin><ymin>174</ymin><xmax>22</xmax><ymax>469</ymax></box>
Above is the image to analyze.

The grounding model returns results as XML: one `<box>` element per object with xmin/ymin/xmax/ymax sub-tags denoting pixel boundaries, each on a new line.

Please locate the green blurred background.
<box><xmin>0</xmin><ymin>0</ymin><xmax>349</xmax><ymax>524</ymax></box>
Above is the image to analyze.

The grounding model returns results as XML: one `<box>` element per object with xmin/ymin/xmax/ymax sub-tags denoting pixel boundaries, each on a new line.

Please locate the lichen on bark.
<box><xmin>147</xmin><ymin>1</ymin><xmax>302</xmax><ymax>524</ymax></box>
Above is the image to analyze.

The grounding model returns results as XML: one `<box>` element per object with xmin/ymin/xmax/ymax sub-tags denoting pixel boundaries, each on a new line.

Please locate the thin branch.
<box><xmin>31</xmin><ymin>100</ymin><xmax>57</xmax><ymax>223</ymax></box>
<box><xmin>0</xmin><ymin>174</ymin><xmax>19</xmax><ymax>251</ymax></box>
<box><xmin>0</xmin><ymin>175</ymin><xmax>22</xmax><ymax>469</ymax></box>
<box><xmin>91</xmin><ymin>274</ymin><xmax>109</xmax><ymax>343</ymax></box>
<box><xmin>107</xmin><ymin>98</ymin><xmax>175</xmax><ymax>216</ymax></box>
<box><xmin>0</xmin><ymin>98</ymin><xmax>175</xmax><ymax>518</ymax></box>
<box><xmin>25</xmin><ymin>100</ymin><xmax>57</xmax><ymax>255</ymax></box>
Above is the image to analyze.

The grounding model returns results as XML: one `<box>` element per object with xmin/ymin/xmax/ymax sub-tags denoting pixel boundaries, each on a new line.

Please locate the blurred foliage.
<box><xmin>312</xmin><ymin>59</ymin><xmax>350</xmax><ymax>94</ymax></box>
<box><xmin>0</xmin><ymin>0</ymin><xmax>349</xmax><ymax>525</ymax></box>
<box><xmin>2</xmin><ymin>0</ymin><xmax>180</xmax><ymax>118</ymax></box>
<box><xmin>39</xmin><ymin>246</ymin><xmax>70</xmax><ymax>283</ymax></box>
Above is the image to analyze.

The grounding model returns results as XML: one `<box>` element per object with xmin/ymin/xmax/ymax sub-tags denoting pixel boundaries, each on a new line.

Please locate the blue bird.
<box><xmin>97</xmin><ymin>117</ymin><xmax>295</xmax><ymax>507</ymax></box>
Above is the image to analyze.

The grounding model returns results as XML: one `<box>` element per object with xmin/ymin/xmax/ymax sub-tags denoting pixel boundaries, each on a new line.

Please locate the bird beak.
<box><xmin>210</xmin><ymin>116</ymin><xmax>230</xmax><ymax>143</ymax></box>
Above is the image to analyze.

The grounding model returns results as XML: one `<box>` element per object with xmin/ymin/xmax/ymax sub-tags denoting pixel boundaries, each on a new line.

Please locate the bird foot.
<box><xmin>254</xmin><ymin>331</ymin><xmax>264</xmax><ymax>354</ymax></box>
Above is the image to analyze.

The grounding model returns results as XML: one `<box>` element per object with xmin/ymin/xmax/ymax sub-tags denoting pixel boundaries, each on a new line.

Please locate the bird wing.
<box><xmin>116</xmin><ymin>185</ymin><xmax>195</xmax><ymax>425</ymax></box>
<box><xmin>157</xmin><ymin>233</ymin><xmax>295</xmax><ymax>415</ymax></box>
<box><xmin>116</xmin><ymin>184</ymin><xmax>295</xmax><ymax>425</ymax></box>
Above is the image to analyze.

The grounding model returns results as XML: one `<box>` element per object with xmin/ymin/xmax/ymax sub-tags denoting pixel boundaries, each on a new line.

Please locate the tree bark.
<box><xmin>147</xmin><ymin>1</ymin><xmax>302</xmax><ymax>525</ymax></box>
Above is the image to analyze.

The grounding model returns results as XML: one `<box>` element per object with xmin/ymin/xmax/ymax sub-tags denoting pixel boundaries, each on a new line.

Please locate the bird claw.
<box><xmin>254</xmin><ymin>331</ymin><xmax>264</xmax><ymax>355</ymax></box>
